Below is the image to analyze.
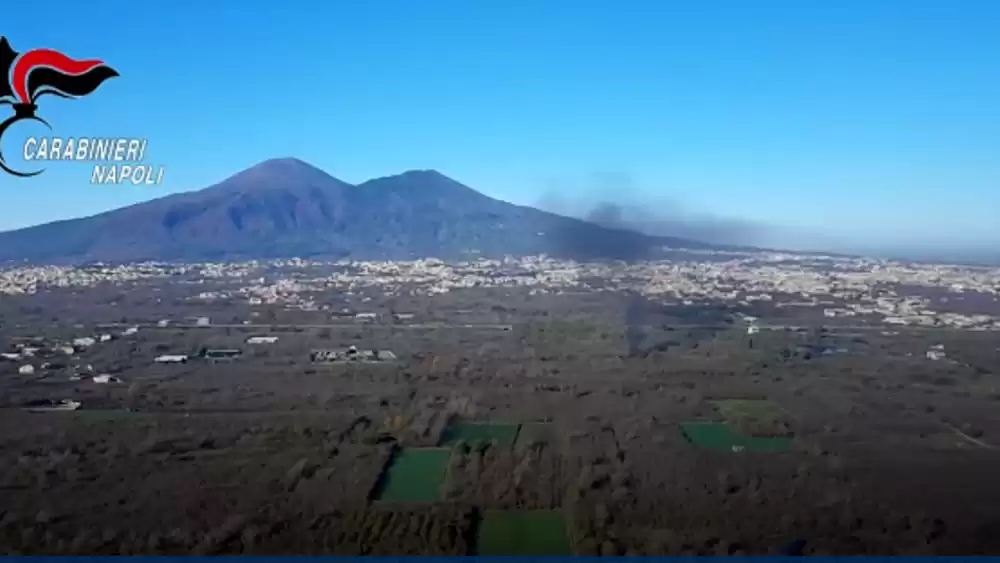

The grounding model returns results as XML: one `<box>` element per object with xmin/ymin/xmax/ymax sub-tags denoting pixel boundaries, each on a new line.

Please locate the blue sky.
<box><xmin>1</xmin><ymin>0</ymin><xmax>998</xmax><ymax>256</ymax></box>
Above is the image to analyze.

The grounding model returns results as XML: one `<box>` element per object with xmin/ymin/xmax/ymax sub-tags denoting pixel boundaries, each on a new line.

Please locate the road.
<box><xmin>96</xmin><ymin>322</ymin><xmax>516</xmax><ymax>331</ymax></box>
<box><xmin>90</xmin><ymin>322</ymin><xmax>991</xmax><ymax>332</ymax></box>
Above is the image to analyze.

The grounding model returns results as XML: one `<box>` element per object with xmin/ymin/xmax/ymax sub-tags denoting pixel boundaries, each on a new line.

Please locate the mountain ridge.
<box><xmin>0</xmin><ymin>158</ymin><xmax>743</xmax><ymax>264</ymax></box>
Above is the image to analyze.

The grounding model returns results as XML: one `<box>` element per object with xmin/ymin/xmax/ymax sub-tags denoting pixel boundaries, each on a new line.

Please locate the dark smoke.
<box><xmin>538</xmin><ymin>171</ymin><xmax>772</xmax><ymax>250</ymax></box>
<box><xmin>538</xmin><ymin>173</ymin><xmax>773</xmax><ymax>356</ymax></box>
<box><xmin>582</xmin><ymin>200</ymin><xmax>764</xmax><ymax>247</ymax></box>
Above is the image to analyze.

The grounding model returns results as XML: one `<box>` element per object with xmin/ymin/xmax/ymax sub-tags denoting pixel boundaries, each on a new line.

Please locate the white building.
<box><xmin>18</xmin><ymin>364</ymin><xmax>35</xmax><ymax>375</ymax></box>
<box><xmin>154</xmin><ymin>354</ymin><xmax>188</xmax><ymax>364</ymax></box>
<box><xmin>246</xmin><ymin>336</ymin><xmax>279</xmax><ymax>344</ymax></box>
<box><xmin>73</xmin><ymin>337</ymin><xmax>96</xmax><ymax>347</ymax></box>
<box><xmin>92</xmin><ymin>374</ymin><xmax>122</xmax><ymax>383</ymax></box>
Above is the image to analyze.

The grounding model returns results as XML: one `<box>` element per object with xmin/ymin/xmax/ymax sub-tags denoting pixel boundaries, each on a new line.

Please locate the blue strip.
<box><xmin>0</xmin><ymin>558</ymin><xmax>992</xmax><ymax>562</ymax></box>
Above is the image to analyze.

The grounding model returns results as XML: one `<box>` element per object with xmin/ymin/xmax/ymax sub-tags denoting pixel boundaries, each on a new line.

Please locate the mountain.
<box><xmin>0</xmin><ymin>158</ymin><xmax>735</xmax><ymax>264</ymax></box>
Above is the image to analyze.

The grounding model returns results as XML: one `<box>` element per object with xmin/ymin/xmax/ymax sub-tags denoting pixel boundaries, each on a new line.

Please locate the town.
<box><xmin>2</xmin><ymin>252</ymin><xmax>999</xmax><ymax>330</ymax></box>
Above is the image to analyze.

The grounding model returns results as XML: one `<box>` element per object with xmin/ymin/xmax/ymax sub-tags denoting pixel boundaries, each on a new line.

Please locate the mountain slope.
<box><xmin>0</xmin><ymin>159</ymin><xmax>728</xmax><ymax>263</ymax></box>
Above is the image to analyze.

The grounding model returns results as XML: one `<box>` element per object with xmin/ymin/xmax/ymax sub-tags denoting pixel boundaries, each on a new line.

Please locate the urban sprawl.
<box><xmin>3</xmin><ymin>251</ymin><xmax>999</xmax><ymax>330</ymax></box>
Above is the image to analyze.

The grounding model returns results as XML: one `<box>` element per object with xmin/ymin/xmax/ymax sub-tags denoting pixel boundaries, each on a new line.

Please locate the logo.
<box><xmin>0</xmin><ymin>36</ymin><xmax>118</xmax><ymax>177</ymax></box>
<box><xmin>1</xmin><ymin>37</ymin><xmax>163</xmax><ymax>184</ymax></box>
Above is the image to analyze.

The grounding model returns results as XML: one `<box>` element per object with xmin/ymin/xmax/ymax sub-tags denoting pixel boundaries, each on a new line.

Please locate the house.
<box><xmin>202</xmin><ymin>349</ymin><xmax>242</xmax><ymax>362</ymax></box>
<box><xmin>18</xmin><ymin>365</ymin><xmax>35</xmax><ymax>375</ymax></box>
<box><xmin>355</xmin><ymin>312</ymin><xmax>378</xmax><ymax>320</ymax></box>
<box><xmin>157</xmin><ymin>319</ymin><xmax>171</xmax><ymax>327</ymax></box>
<box><xmin>195</xmin><ymin>317</ymin><xmax>211</xmax><ymax>327</ymax></box>
<box><xmin>92</xmin><ymin>374</ymin><xmax>122</xmax><ymax>384</ymax></box>
<box><xmin>926</xmin><ymin>350</ymin><xmax>946</xmax><ymax>361</ymax></box>
<box><xmin>122</xmin><ymin>326</ymin><xmax>140</xmax><ymax>336</ymax></box>
<box><xmin>393</xmin><ymin>313</ymin><xmax>415</xmax><ymax>321</ymax></box>
<box><xmin>246</xmin><ymin>336</ymin><xmax>279</xmax><ymax>345</ymax></box>
<box><xmin>56</xmin><ymin>346</ymin><xmax>75</xmax><ymax>355</ymax></box>
<box><xmin>22</xmin><ymin>399</ymin><xmax>80</xmax><ymax>412</ymax></box>
<box><xmin>73</xmin><ymin>337</ymin><xmax>97</xmax><ymax>348</ymax></box>
<box><xmin>747</xmin><ymin>325</ymin><xmax>760</xmax><ymax>335</ymax></box>
<box><xmin>311</xmin><ymin>347</ymin><xmax>368</xmax><ymax>363</ymax></box>
<box><xmin>98</xmin><ymin>333</ymin><xmax>113</xmax><ymax>342</ymax></box>
<box><xmin>374</xmin><ymin>349</ymin><xmax>397</xmax><ymax>361</ymax></box>
<box><xmin>311</xmin><ymin>349</ymin><xmax>341</xmax><ymax>363</ymax></box>
<box><xmin>1</xmin><ymin>353</ymin><xmax>20</xmax><ymax>360</ymax></box>
<box><xmin>310</xmin><ymin>346</ymin><xmax>397</xmax><ymax>363</ymax></box>
<box><xmin>154</xmin><ymin>354</ymin><xmax>188</xmax><ymax>364</ymax></box>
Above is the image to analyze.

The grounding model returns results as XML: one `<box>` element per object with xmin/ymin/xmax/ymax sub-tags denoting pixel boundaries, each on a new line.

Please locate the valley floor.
<box><xmin>1</xmin><ymin>287</ymin><xmax>999</xmax><ymax>554</ymax></box>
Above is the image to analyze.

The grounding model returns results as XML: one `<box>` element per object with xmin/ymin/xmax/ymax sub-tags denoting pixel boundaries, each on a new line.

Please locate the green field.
<box><xmin>374</xmin><ymin>448</ymin><xmax>451</xmax><ymax>503</ymax></box>
<box><xmin>681</xmin><ymin>422</ymin><xmax>794</xmax><ymax>452</ymax></box>
<box><xmin>476</xmin><ymin>509</ymin><xmax>573</xmax><ymax>555</ymax></box>
<box><xmin>440</xmin><ymin>422</ymin><xmax>521</xmax><ymax>447</ymax></box>
<box><xmin>709</xmin><ymin>398</ymin><xmax>792</xmax><ymax>437</ymax></box>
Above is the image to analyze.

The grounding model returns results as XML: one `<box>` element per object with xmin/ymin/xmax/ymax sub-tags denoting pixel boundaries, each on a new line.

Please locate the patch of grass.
<box><xmin>440</xmin><ymin>422</ymin><xmax>520</xmax><ymax>447</ymax></box>
<box><xmin>374</xmin><ymin>448</ymin><xmax>451</xmax><ymax>503</ymax></box>
<box><xmin>477</xmin><ymin>509</ymin><xmax>572</xmax><ymax>555</ymax></box>
<box><xmin>681</xmin><ymin>422</ymin><xmax>793</xmax><ymax>452</ymax></box>
<box><xmin>710</xmin><ymin>398</ymin><xmax>792</xmax><ymax>437</ymax></box>
<box><xmin>711</xmin><ymin>398</ymin><xmax>781</xmax><ymax>419</ymax></box>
